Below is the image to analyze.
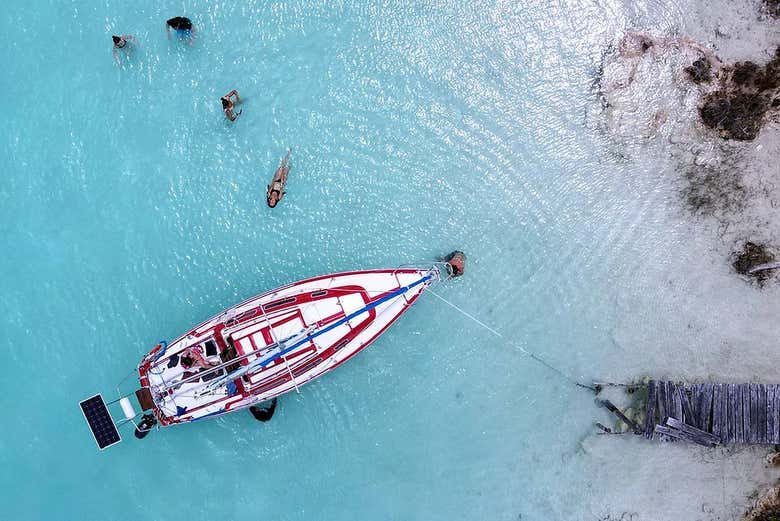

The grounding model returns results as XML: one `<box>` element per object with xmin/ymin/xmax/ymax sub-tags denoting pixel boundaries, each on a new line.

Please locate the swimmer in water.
<box><xmin>111</xmin><ymin>34</ymin><xmax>135</xmax><ymax>64</ymax></box>
<box><xmin>166</xmin><ymin>16</ymin><xmax>195</xmax><ymax>45</ymax></box>
<box><xmin>267</xmin><ymin>150</ymin><xmax>291</xmax><ymax>208</ymax></box>
<box><xmin>220</xmin><ymin>90</ymin><xmax>242</xmax><ymax>122</ymax></box>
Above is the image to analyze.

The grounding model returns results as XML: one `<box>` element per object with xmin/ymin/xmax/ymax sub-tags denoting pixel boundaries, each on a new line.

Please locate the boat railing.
<box><xmin>259</xmin><ymin>298</ymin><xmax>301</xmax><ymax>394</ymax></box>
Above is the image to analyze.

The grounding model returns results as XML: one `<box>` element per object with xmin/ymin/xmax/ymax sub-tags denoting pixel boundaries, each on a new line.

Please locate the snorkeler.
<box><xmin>111</xmin><ymin>34</ymin><xmax>135</xmax><ymax>64</ymax></box>
<box><xmin>220</xmin><ymin>90</ymin><xmax>242</xmax><ymax>122</ymax></box>
<box><xmin>267</xmin><ymin>150</ymin><xmax>291</xmax><ymax>208</ymax></box>
<box><xmin>166</xmin><ymin>16</ymin><xmax>195</xmax><ymax>44</ymax></box>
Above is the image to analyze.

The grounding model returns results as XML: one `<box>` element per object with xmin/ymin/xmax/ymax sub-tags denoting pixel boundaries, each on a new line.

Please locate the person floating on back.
<box><xmin>220</xmin><ymin>90</ymin><xmax>242</xmax><ymax>121</ymax></box>
<box><xmin>111</xmin><ymin>34</ymin><xmax>135</xmax><ymax>64</ymax></box>
<box><xmin>267</xmin><ymin>150</ymin><xmax>291</xmax><ymax>208</ymax></box>
<box><xmin>166</xmin><ymin>16</ymin><xmax>195</xmax><ymax>45</ymax></box>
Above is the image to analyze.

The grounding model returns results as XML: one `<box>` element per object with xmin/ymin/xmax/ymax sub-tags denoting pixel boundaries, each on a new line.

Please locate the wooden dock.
<box><xmin>601</xmin><ymin>380</ymin><xmax>780</xmax><ymax>447</ymax></box>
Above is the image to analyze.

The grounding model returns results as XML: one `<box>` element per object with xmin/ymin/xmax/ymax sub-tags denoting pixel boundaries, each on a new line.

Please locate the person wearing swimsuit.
<box><xmin>112</xmin><ymin>34</ymin><xmax>135</xmax><ymax>64</ymax></box>
<box><xmin>220</xmin><ymin>90</ymin><xmax>242</xmax><ymax>122</ymax></box>
<box><xmin>267</xmin><ymin>150</ymin><xmax>291</xmax><ymax>208</ymax></box>
<box><xmin>180</xmin><ymin>346</ymin><xmax>215</xmax><ymax>370</ymax></box>
<box><xmin>166</xmin><ymin>16</ymin><xmax>195</xmax><ymax>44</ymax></box>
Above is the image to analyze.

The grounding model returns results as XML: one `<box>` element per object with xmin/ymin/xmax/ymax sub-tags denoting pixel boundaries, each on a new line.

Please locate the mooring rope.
<box><xmin>424</xmin><ymin>287</ymin><xmax>597</xmax><ymax>393</ymax></box>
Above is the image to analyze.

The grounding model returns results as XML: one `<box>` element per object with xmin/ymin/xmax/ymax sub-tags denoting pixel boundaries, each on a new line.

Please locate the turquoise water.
<box><xmin>0</xmin><ymin>1</ymin><xmax>721</xmax><ymax>520</ymax></box>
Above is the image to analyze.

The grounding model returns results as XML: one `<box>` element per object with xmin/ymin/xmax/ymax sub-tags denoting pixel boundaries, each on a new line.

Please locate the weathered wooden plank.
<box><xmin>644</xmin><ymin>380</ymin><xmax>658</xmax><ymax>439</ymax></box>
<box><xmin>758</xmin><ymin>384</ymin><xmax>767</xmax><ymax>444</ymax></box>
<box><xmin>743</xmin><ymin>384</ymin><xmax>751</xmax><ymax>444</ymax></box>
<box><xmin>750</xmin><ymin>384</ymin><xmax>760</xmax><ymax>443</ymax></box>
<box><xmin>666</xmin><ymin>417</ymin><xmax>721</xmax><ymax>444</ymax></box>
<box><xmin>774</xmin><ymin>386</ymin><xmax>780</xmax><ymax>444</ymax></box>
<box><xmin>666</xmin><ymin>382</ymin><xmax>678</xmax><ymax>441</ymax></box>
<box><xmin>727</xmin><ymin>384</ymin><xmax>736</xmax><ymax>443</ymax></box>
<box><xmin>691</xmin><ymin>384</ymin><xmax>702</xmax><ymax>429</ymax></box>
<box><xmin>719</xmin><ymin>384</ymin><xmax>728</xmax><ymax>442</ymax></box>
<box><xmin>680</xmin><ymin>386</ymin><xmax>694</xmax><ymax>426</ymax></box>
<box><xmin>734</xmin><ymin>384</ymin><xmax>741</xmax><ymax>443</ymax></box>
<box><xmin>735</xmin><ymin>383</ymin><xmax>743</xmax><ymax>443</ymax></box>
<box><xmin>657</xmin><ymin>381</ymin><xmax>668</xmax><ymax>424</ymax></box>
<box><xmin>712</xmin><ymin>384</ymin><xmax>723</xmax><ymax>440</ymax></box>
<box><xmin>767</xmin><ymin>385</ymin><xmax>775</xmax><ymax>444</ymax></box>
<box><xmin>736</xmin><ymin>383</ymin><xmax>744</xmax><ymax>443</ymax></box>
<box><xmin>700</xmin><ymin>384</ymin><xmax>714</xmax><ymax>432</ymax></box>
<box><xmin>670</xmin><ymin>382</ymin><xmax>683</xmax><ymax>421</ymax></box>
<box><xmin>767</xmin><ymin>385</ymin><xmax>780</xmax><ymax>443</ymax></box>
<box><xmin>599</xmin><ymin>399</ymin><xmax>641</xmax><ymax>434</ymax></box>
<box><xmin>654</xmin><ymin>423</ymin><xmax>718</xmax><ymax>447</ymax></box>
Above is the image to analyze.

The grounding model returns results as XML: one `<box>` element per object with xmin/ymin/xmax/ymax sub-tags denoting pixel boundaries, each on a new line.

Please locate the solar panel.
<box><xmin>79</xmin><ymin>394</ymin><xmax>121</xmax><ymax>450</ymax></box>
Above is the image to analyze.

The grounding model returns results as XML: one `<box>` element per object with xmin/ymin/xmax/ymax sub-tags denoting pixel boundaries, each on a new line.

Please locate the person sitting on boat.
<box><xmin>267</xmin><ymin>150</ymin><xmax>291</xmax><ymax>208</ymax></box>
<box><xmin>220</xmin><ymin>90</ymin><xmax>242</xmax><ymax>122</ymax></box>
<box><xmin>180</xmin><ymin>346</ymin><xmax>216</xmax><ymax>370</ymax></box>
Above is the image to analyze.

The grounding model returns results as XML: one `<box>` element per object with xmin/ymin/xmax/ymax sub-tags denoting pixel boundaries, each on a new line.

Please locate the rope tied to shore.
<box><xmin>424</xmin><ymin>287</ymin><xmax>597</xmax><ymax>393</ymax></box>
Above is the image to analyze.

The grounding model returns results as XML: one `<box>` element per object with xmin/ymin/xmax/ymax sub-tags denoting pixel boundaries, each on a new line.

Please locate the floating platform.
<box><xmin>599</xmin><ymin>380</ymin><xmax>780</xmax><ymax>447</ymax></box>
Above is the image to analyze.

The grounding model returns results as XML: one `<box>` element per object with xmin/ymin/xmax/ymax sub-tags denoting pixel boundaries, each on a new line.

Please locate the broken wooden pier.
<box><xmin>599</xmin><ymin>380</ymin><xmax>780</xmax><ymax>447</ymax></box>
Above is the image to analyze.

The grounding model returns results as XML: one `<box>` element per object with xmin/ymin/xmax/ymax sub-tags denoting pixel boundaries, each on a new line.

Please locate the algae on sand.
<box><xmin>698</xmin><ymin>48</ymin><xmax>780</xmax><ymax>141</ymax></box>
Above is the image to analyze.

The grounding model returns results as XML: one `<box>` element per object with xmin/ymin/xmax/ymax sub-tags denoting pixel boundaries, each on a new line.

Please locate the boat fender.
<box><xmin>119</xmin><ymin>397</ymin><xmax>137</xmax><ymax>420</ymax></box>
<box><xmin>249</xmin><ymin>397</ymin><xmax>278</xmax><ymax>422</ymax></box>
<box><xmin>134</xmin><ymin>413</ymin><xmax>158</xmax><ymax>439</ymax></box>
<box><xmin>152</xmin><ymin>340</ymin><xmax>169</xmax><ymax>361</ymax></box>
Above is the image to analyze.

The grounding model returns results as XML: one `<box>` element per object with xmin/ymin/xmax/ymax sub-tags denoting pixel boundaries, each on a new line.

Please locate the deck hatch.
<box><xmin>263</xmin><ymin>296</ymin><xmax>296</xmax><ymax>311</ymax></box>
<box><xmin>79</xmin><ymin>394</ymin><xmax>121</xmax><ymax>450</ymax></box>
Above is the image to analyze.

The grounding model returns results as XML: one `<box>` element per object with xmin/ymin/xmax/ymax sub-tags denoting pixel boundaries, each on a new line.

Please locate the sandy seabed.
<box><xmin>577</xmin><ymin>1</ymin><xmax>780</xmax><ymax>520</ymax></box>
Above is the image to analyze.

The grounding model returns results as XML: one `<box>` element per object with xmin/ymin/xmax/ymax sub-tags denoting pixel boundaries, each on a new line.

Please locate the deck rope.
<box><xmin>424</xmin><ymin>287</ymin><xmax>596</xmax><ymax>393</ymax></box>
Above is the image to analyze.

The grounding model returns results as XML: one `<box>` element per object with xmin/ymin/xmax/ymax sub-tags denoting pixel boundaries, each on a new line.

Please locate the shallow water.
<box><xmin>2</xmin><ymin>1</ymin><xmax>780</xmax><ymax>520</ymax></box>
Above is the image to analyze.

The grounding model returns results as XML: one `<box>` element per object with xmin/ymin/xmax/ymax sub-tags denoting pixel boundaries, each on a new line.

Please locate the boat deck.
<box><xmin>138</xmin><ymin>268</ymin><xmax>435</xmax><ymax>424</ymax></box>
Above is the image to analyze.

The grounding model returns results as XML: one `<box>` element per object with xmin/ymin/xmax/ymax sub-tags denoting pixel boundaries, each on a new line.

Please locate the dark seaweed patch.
<box><xmin>764</xmin><ymin>0</ymin><xmax>780</xmax><ymax>18</ymax></box>
<box><xmin>682</xmin><ymin>161</ymin><xmax>747</xmax><ymax>217</ymax></box>
<box><xmin>699</xmin><ymin>92</ymin><xmax>769</xmax><ymax>141</ymax></box>
<box><xmin>744</xmin><ymin>484</ymin><xmax>780</xmax><ymax>521</ymax></box>
<box><xmin>698</xmin><ymin>48</ymin><xmax>780</xmax><ymax>141</ymax></box>
<box><xmin>685</xmin><ymin>58</ymin><xmax>712</xmax><ymax>84</ymax></box>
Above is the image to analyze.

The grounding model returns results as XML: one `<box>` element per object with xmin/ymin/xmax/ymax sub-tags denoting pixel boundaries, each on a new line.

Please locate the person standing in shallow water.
<box><xmin>166</xmin><ymin>16</ymin><xmax>195</xmax><ymax>45</ymax></box>
<box><xmin>220</xmin><ymin>90</ymin><xmax>242</xmax><ymax>121</ymax></box>
<box><xmin>112</xmin><ymin>35</ymin><xmax>135</xmax><ymax>64</ymax></box>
